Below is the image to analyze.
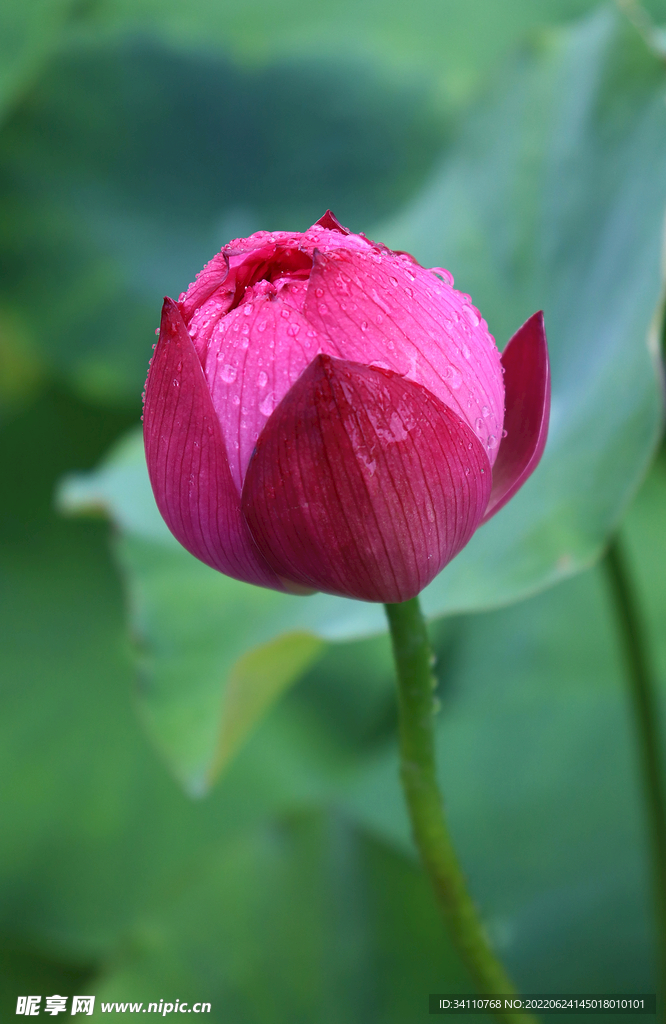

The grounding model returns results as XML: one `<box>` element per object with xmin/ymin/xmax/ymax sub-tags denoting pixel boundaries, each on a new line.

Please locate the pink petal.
<box><xmin>302</xmin><ymin>248</ymin><xmax>505</xmax><ymax>463</ymax></box>
<box><xmin>241</xmin><ymin>354</ymin><xmax>492</xmax><ymax>603</ymax></box>
<box><xmin>201</xmin><ymin>289</ymin><xmax>326</xmax><ymax>491</ymax></box>
<box><xmin>481</xmin><ymin>311</ymin><xmax>551</xmax><ymax>524</ymax></box>
<box><xmin>314</xmin><ymin>210</ymin><xmax>351</xmax><ymax>234</ymax></box>
<box><xmin>143</xmin><ymin>298</ymin><xmax>285</xmax><ymax>590</ymax></box>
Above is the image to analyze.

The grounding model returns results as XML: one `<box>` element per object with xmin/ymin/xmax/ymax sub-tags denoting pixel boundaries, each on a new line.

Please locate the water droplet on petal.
<box><xmin>482</xmin><ymin>405</ymin><xmax>490</xmax><ymax>418</ymax></box>
<box><xmin>502</xmin><ymin>429</ymin><xmax>508</xmax><ymax>438</ymax></box>
<box><xmin>431</xmin><ymin>266</ymin><xmax>454</xmax><ymax>286</ymax></box>
<box><xmin>318</xmin><ymin>304</ymin><xmax>328</xmax><ymax>314</ymax></box>
<box><xmin>389</xmin><ymin>276</ymin><xmax>398</xmax><ymax>287</ymax></box>
<box><xmin>462</xmin><ymin>343</ymin><xmax>471</xmax><ymax>359</ymax></box>
<box><xmin>172</xmin><ymin>379</ymin><xmax>179</xmax><ymax>387</ymax></box>
<box><xmin>260</xmin><ymin>392</ymin><xmax>278</xmax><ymax>417</ymax></box>
<box><xmin>487</xmin><ymin>434</ymin><xmax>498</xmax><ymax>449</ymax></box>
<box><xmin>315</xmin><ymin>287</ymin><xmax>324</xmax><ymax>298</ymax></box>
<box><xmin>232</xmin><ymin>395</ymin><xmax>240</xmax><ymax>405</ymax></box>
<box><xmin>475</xmin><ymin>417</ymin><xmax>484</xmax><ymax>433</ymax></box>
<box><xmin>442</xmin><ymin>365</ymin><xmax>462</xmax><ymax>389</ymax></box>
<box><xmin>221</xmin><ymin>364</ymin><xmax>237</xmax><ymax>383</ymax></box>
<box><xmin>463</xmin><ymin>304</ymin><xmax>480</xmax><ymax>327</ymax></box>
<box><xmin>361</xmin><ymin>321</ymin><xmax>368</xmax><ymax>331</ymax></box>
<box><xmin>281</xmin><ymin>308</ymin><xmax>290</xmax><ymax>318</ymax></box>
<box><xmin>257</xmin><ymin>320</ymin><xmax>267</xmax><ymax>332</ymax></box>
<box><xmin>257</xmin><ymin>370</ymin><xmax>268</xmax><ymax>388</ymax></box>
<box><xmin>287</xmin><ymin>323</ymin><xmax>300</xmax><ymax>336</ymax></box>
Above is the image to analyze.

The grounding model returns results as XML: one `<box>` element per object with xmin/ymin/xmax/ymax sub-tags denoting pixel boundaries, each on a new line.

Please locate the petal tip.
<box><xmin>482</xmin><ymin>310</ymin><xmax>550</xmax><ymax>523</ymax></box>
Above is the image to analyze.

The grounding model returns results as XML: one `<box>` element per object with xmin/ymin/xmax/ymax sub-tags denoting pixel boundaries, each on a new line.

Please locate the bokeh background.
<box><xmin>2</xmin><ymin>0</ymin><xmax>666</xmax><ymax>1019</ymax></box>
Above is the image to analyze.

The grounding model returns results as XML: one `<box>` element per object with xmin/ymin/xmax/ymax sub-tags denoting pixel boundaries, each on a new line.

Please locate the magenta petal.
<box><xmin>481</xmin><ymin>311</ymin><xmax>551</xmax><ymax>523</ymax></box>
<box><xmin>314</xmin><ymin>210</ymin><xmax>350</xmax><ymax>234</ymax></box>
<box><xmin>241</xmin><ymin>354</ymin><xmax>492</xmax><ymax>603</ymax></box>
<box><xmin>302</xmin><ymin>248</ymin><xmax>505</xmax><ymax>461</ymax></box>
<box><xmin>143</xmin><ymin>298</ymin><xmax>285</xmax><ymax>589</ymax></box>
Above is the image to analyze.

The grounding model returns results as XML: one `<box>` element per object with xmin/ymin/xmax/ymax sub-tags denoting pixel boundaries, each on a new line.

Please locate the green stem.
<box><xmin>604</xmin><ymin>537</ymin><xmax>666</xmax><ymax>1011</ymax></box>
<box><xmin>385</xmin><ymin>598</ymin><xmax>538</xmax><ymax>1024</ymax></box>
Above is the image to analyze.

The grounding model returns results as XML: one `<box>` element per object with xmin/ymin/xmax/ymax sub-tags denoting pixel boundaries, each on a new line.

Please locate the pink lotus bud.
<box><xmin>143</xmin><ymin>212</ymin><xmax>550</xmax><ymax>603</ymax></box>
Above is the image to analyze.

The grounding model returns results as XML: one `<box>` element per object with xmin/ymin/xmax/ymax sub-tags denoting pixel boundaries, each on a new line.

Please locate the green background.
<box><xmin>1</xmin><ymin>0</ymin><xmax>666</xmax><ymax>1019</ymax></box>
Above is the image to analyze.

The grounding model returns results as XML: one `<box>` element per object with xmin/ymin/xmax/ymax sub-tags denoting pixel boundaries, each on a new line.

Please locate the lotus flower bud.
<box><xmin>143</xmin><ymin>212</ymin><xmax>549</xmax><ymax>603</ymax></box>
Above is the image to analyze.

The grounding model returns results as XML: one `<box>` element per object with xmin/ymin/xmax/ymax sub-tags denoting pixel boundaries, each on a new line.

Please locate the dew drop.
<box><xmin>318</xmin><ymin>304</ymin><xmax>328</xmax><ymax>314</ymax></box>
<box><xmin>502</xmin><ymin>429</ymin><xmax>508</xmax><ymax>438</ymax></box>
<box><xmin>361</xmin><ymin>321</ymin><xmax>368</xmax><ymax>331</ymax></box>
<box><xmin>463</xmin><ymin>304</ymin><xmax>480</xmax><ymax>327</ymax></box>
<box><xmin>287</xmin><ymin>323</ymin><xmax>300</xmax><ymax>336</ymax></box>
<box><xmin>487</xmin><ymin>434</ymin><xmax>498</xmax><ymax>449</ymax></box>
<box><xmin>432</xmin><ymin>266</ymin><xmax>454</xmax><ymax>286</ymax></box>
<box><xmin>260</xmin><ymin>392</ymin><xmax>278</xmax><ymax>417</ymax></box>
<box><xmin>482</xmin><ymin>405</ymin><xmax>490</xmax><ymax>418</ymax></box>
<box><xmin>241</xmin><ymin>323</ymin><xmax>250</xmax><ymax>335</ymax></box>
<box><xmin>376</xmin><ymin>314</ymin><xmax>383</xmax><ymax>324</ymax></box>
<box><xmin>257</xmin><ymin>370</ymin><xmax>268</xmax><ymax>388</ymax></box>
<box><xmin>232</xmin><ymin>395</ymin><xmax>240</xmax><ymax>405</ymax></box>
<box><xmin>257</xmin><ymin>320</ymin><xmax>267</xmax><ymax>332</ymax></box>
<box><xmin>475</xmin><ymin>417</ymin><xmax>484</xmax><ymax>434</ymax></box>
<box><xmin>220</xmin><ymin>364</ymin><xmax>237</xmax><ymax>383</ymax></box>
<box><xmin>462</xmin><ymin>344</ymin><xmax>471</xmax><ymax>360</ymax></box>
<box><xmin>315</xmin><ymin>287</ymin><xmax>324</xmax><ymax>298</ymax></box>
<box><xmin>243</xmin><ymin>304</ymin><xmax>253</xmax><ymax>315</ymax></box>
<box><xmin>442</xmin><ymin>365</ymin><xmax>462</xmax><ymax>389</ymax></box>
<box><xmin>281</xmin><ymin>308</ymin><xmax>290</xmax><ymax>319</ymax></box>
<box><xmin>172</xmin><ymin>379</ymin><xmax>179</xmax><ymax>387</ymax></box>
<box><xmin>389</xmin><ymin>276</ymin><xmax>398</xmax><ymax>287</ymax></box>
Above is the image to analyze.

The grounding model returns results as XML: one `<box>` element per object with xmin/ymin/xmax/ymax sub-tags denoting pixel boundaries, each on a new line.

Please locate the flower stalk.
<box><xmin>604</xmin><ymin>536</ymin><xmax>666</xmax><ymax>1009</ymax></box>
<box><xmin>385</xmin><ymin>598</ymin><xmax>538</xmax><ymax>1024</ymax></box>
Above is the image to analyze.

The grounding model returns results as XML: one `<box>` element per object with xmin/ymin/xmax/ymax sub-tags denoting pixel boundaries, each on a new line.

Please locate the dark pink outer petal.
<box><xmin>314</xmin><ymin>209</ymin><xmax>350</xmax><ymax>233</ymax></box>
<box><xmin>302</xmin><ymin>248</ymin><xmax>505</xmax><ymax>463</ymax></box>
<box><xmin>241</xmin><ymin>354</ymin><xmax>492</xmax><ymax>604</ymax></box>
<box><xmin>481</xmin><ymin>311</ymin><xmax>551</xmax><ymax>524</ymax></box>
<box><xmin>143</xmin><ymin>298</ymin><xmax>285</xmax><ymax>590</ymax></box>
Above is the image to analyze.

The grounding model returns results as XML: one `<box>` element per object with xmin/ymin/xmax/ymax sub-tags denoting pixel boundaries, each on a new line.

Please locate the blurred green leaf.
<box><xmin>92</xmin><ymin>811</ymin><xmax>473</xmax><ymax>1024</ymax></box>
<box><xmin>62</xmin><ymin>8</ymin><xmax>666</xmax><ymax>791</ymax></box>
<box><xmin>0</xmin><ymin>0</ymin><xmax>75</xmax><ymax>124</ymax></box>
<box><xmin>79</xmin><ymin>0</ymin><xmax>600</xmax><ymax>107</ymax></box>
